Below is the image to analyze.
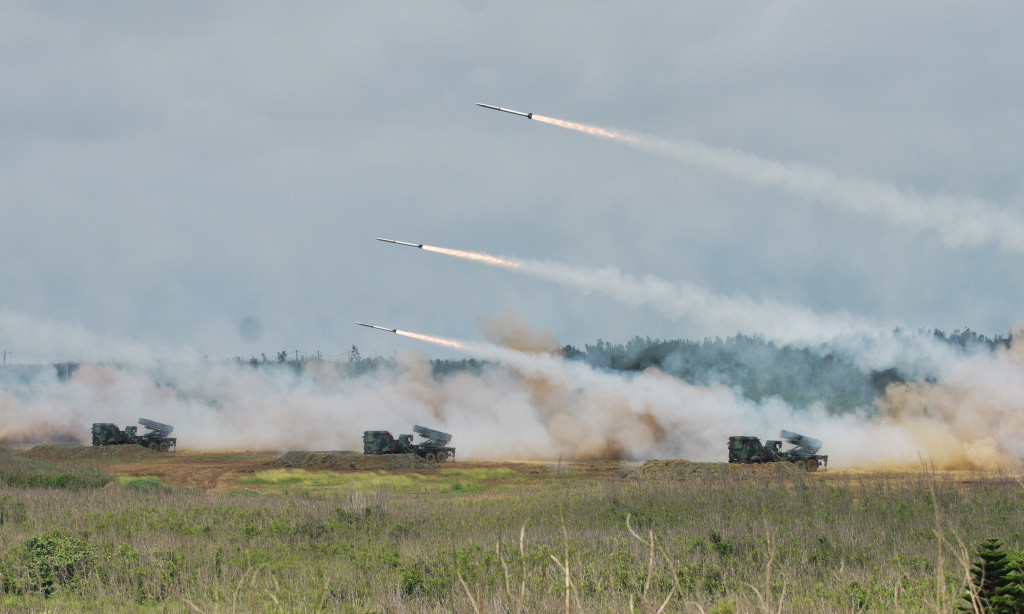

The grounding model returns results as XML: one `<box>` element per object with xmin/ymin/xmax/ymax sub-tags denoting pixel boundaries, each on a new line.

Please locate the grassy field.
<box><xmin>1</xmin><ymin>450</ymin><xmax>1023</xmax><ymax>613</ymax></box>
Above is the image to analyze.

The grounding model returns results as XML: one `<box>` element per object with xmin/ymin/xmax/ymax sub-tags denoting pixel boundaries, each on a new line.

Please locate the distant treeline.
<box><xmin>431</xmin><ymin>328</ymin><xmax>1011</xmax><ymax>413</ymax></box>
<box><xmin>29</xmin><ymin>329</ymin><xmax>1003</xmax><ymax>415</ymax></box>
<box><xmin>227</xmin><ymin>328</ymin><xmax>1011</xmax><ymax>412</ymax></box>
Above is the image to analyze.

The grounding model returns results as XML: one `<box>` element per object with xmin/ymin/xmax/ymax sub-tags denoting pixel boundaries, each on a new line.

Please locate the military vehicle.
<box><xmin>727</xmin><ymin>430</ymin><xmax>828</xmax><ymax>471</ymax></box>
<box><xmin>92</xmin><ymin>418</ymin><xmax>177</xmax><ymax>452</ymax></box>
<box><xmin>362</xmin><ymin>425</ymin><xmax>455</xmax><ymax>462</ymax></box>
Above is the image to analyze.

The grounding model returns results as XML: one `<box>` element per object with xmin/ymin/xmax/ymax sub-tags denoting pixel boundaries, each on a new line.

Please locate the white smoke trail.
<box><xmin>518</xmin><ymin>258</ymin><xmax>881</xmax><ymax>346</ymax></box>
<box><xmin>522</xmin><ymin>256</ymin><xmax>985</xmax><ymax>375</ymax></box>
<box><xmin>534</xmin><ymin>115</ymin><xmax>1024</xmax><ymax>255</ymax></box>
<box><xmin>417</xmin><ymin>243</ymin><xmax>963</xmax><ymax>373</ymax></box>
<box><xmin>420</xmin><ymin>243</ymin><xmax>881</xmax><ymax>345</ymax></box>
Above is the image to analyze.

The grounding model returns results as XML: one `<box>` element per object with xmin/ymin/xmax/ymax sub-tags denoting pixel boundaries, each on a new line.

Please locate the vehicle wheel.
<box><xmin>424</xmin><ymin>452</ymin><xmax>436</xmax><ymax>463</ymax></box>
<box><xmin>805</xmin><ymin>458</ymin><xmax>819</xmax><ymax>472</ymax></box>
<box><xmin>793</xmin><ymin>460</ymin><xmax>807</xmax><ymax>472</ymax></box>
<box><xmin>436</xmin><ymin>451</ymin><xmax>448</xmax><ymax>463</ymax></box>
<box><xmin>159</xmin><ymin>442</ymin><xmax>170</xmax><ymax>452</ymax></box>
<box><xmin>148</xmin><ymin>442</ymin><xmax>159</xmax><ymax>451</ymax></box>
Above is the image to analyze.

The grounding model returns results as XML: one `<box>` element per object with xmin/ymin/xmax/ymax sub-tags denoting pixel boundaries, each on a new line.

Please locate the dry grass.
<box><xmin>0</xmin><ymin>450</ymin><xmax>1021</xmax><ymax>612</ymax></box>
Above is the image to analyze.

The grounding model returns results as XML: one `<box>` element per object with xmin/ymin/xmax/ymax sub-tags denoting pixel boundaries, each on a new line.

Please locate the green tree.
<box><xmin>993</xmin><ymin>550</ymin><xmax>1024</xmax><ymax>614</ymax></box>
<box><xmin>960</xmin><ymin>538</ymin><xmax>1021</xmax><ymax>613</ymax></box>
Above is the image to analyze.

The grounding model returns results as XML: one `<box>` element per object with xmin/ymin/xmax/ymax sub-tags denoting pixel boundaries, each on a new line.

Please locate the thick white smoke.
<box><xmin>0</xmin><ymin>339</ymin><xmax>909</xmax><ymax>466</ymax></box>
<box><xmin>3</xmin><ymin>312</ymin><xmax>1021</xmax><ymax>469</ymax></box>
<box><xmin>876</xmin><ymin>326</ymin><xmax>1024</xmax><ymax>468</ymax></box>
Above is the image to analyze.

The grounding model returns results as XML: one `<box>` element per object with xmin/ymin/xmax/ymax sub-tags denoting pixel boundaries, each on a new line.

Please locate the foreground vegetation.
<box><xmin>1</xmin><ymin>452</ymin><xmax>1023</xmax><ymax>612</ymax></box>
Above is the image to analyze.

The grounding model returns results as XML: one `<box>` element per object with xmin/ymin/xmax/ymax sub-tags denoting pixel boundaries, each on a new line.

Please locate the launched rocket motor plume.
<box><xmin>477</xmin><ymin>104</ymin><xmax>1024</xmax><ymax>256</ymax></box>
<box><xmin>356</xmin><ymin>321</ymin><xmax>468</xmax><ymax>350</ymax></box>
<box><xmin>376</xmin><ymin>237</ymin><xmax>522</xmax><ymax>268</ymax></box>
<box><xmin>421</xmin><ymin>245</ymin><xmax>521</xmax><ymax>268</ymax></box>
<box><xmin>531</xmin><ymin>114</ymin><xmax>639</xmax><ymax>143</ymax></box>
<box><xmin>395</xmin><ymin>330</ymin><xmax>468</xmax><ymax>350</ymax></box>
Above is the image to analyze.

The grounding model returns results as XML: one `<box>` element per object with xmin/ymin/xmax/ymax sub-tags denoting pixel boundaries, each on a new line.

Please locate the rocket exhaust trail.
<box><xmin>395</xmin><ymin>330</ymin><xmax>468</xmax><ymax>350</ymax></box>
<box><xmin>375</xmin><ymin>236</ymin><xmax>522</xmax><ymax>268</ymax></box>
<box><xmin>421</xmin><ymin>245</ymin><xmax>522</xmax><ymax>268</ymax></box>
<box><xmin>488</xmin><ymin>106</ymin><xmax>1024</xmax><ymax>256</ymax></box>
<box><xmin>356</xmin><ymin>322</ymin><xmax>468</xmax><ymax>350</ymax></box>
<box><xmin>531</xmin><ymin>114</ymin><xmax>639</xmax><ymax>144</ymax></box>
<box><xmin>392</xmin><ymin>241</ymin><xmax>888</xmax><ymax>347</ymax></box>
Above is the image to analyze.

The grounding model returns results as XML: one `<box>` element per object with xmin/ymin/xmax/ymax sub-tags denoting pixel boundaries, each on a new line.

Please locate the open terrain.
<box><xmin>24</xmin><ymin>446</ymin><xmax>1017</xmax><ymax>492</ymax></box>
<box><xmin>2</xmin><ymin>446</ymin><xmax>1023</xmax><ymax>613</ymax></box>
<box><xmin>23</xmin><ymin>446</ymin><xmax>645</xmax><ymax>491</ymax></box>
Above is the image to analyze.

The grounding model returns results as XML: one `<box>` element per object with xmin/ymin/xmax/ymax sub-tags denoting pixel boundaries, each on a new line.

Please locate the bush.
<box><xmin>0</xmin><ymin>495</ymin><xmax>27</xmax><ymax>525</ymax></box>
<box><xmin>24</xmin><ymin>530</ymin><xmax>94</xmax><ymax>594</ymax></box>
<box><xmin>400</xmin><ymin>567</ymin><xmax>424</xmax><ymax>594</ymax></box>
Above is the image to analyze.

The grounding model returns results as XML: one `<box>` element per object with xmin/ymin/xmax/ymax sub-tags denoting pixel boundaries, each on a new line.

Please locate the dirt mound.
<box><xmin>273</xmin><ymin>452</ymin><xmax>437</xmax><ymax>471</ymax></box>
<box><xmin>24</xmin><ymin>444</ymin><xmax>157</xmax><ymax>461</ymax></box>
<box><xmin>629</xmin><ymin>460</ymin><xmax>803</xmax><ymax>481</ymax></box>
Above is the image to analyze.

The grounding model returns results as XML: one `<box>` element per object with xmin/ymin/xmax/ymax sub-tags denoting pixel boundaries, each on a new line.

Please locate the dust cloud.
<box><xmin>2</xmin><ymin>312</ymin><xmax>1022</xmax><ymax>470</ymax></box>
<box><xmin>875</xmin><ymin>327</ymin><xmax>1024</xmax><ymax>469</ymax></box>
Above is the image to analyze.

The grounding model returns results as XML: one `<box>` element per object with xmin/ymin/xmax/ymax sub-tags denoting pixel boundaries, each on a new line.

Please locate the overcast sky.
<box><xmin>2</xmin><ymin>1</ymin><xmax>1023</xmax><ymax>363</ymax></box>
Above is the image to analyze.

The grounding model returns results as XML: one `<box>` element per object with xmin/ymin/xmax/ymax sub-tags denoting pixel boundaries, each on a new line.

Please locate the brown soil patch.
<box><xmin>629</xmin><ymin>459</ymin><xmax>803</xmax><ymax>481</ymax></box>
<box><xmin>99</xmin><ymin>450</ymin><xmax>282</xmax><ymax>491</ymax></box>
<box><xmin>25</xmin><ymin>444</ymin><xmax>157</xmax><ymax>461</ymax></box>
<box><xmin>92</xmin><ymin>452</ymin><xmax>637</xmax><ymax>491</ymax></box>
<box><xmin>273</xmin><ymin>452</ymin><xmax>437</xmax><ymax>471</ymax></box>
<box><xmin>34</xmin><ymin>447</ymin><xmax>1004</xmax><ymax>493</ymax></box>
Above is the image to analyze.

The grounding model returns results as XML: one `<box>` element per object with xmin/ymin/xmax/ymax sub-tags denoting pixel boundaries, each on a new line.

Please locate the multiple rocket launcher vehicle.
<box><xmin>91</xmin><ymin>418</ymin><xmax>177</xmax><ymax>452</ymax></box>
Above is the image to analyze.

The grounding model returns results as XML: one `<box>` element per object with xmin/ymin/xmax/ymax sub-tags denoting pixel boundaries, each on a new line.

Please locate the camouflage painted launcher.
<box><xmin>413</xmin><ymin>425</ymin><xmax>451</xmax><ymax>447</ymax></box>
<box><xmin>780</xmin><ymin>430</ymin><xmax>822</xmax><ymax>455</ymax></box>
<box><xmin>139</xmin><ymin>418</ymin><xmax>174</xmax><ymax>438</ymax></box>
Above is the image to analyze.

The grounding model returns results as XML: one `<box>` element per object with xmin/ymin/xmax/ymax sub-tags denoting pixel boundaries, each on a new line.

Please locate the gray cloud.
<box><xmin>0</xmin><ymin>1</ymin><xmax>1022</xmax><ymax>363</ymax></box>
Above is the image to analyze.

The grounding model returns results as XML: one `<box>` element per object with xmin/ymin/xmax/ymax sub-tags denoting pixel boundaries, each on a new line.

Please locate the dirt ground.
<box><xmin>84</xmin><ymin>450</ymin><xmax>640</xmax><ymax>491</ymax></box>
<box><xmin>20</xmin><ymin>446</ymin><xmax>1021</xmax><ymax>492</ymax></box>
<box><xmin>96</xmin><ymin>451</ymin><xmax>283</xmax><ymax>491</ymax></box>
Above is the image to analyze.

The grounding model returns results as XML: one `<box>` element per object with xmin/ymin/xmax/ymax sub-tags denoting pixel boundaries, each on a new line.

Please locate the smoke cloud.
<box><xmin>477</xmin><ymin>311</ymin><xmax>561</xmax><ymax>354</ymax></box>
<box><xmin>2</xmin><ymin>312</ymin><xmax>1021</xmax><ymax>470</ymax></box>
<box><xmin>876</xmin><ymin>326</ymin><xmax>1024</xmax><ymax>469</ymax></box>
